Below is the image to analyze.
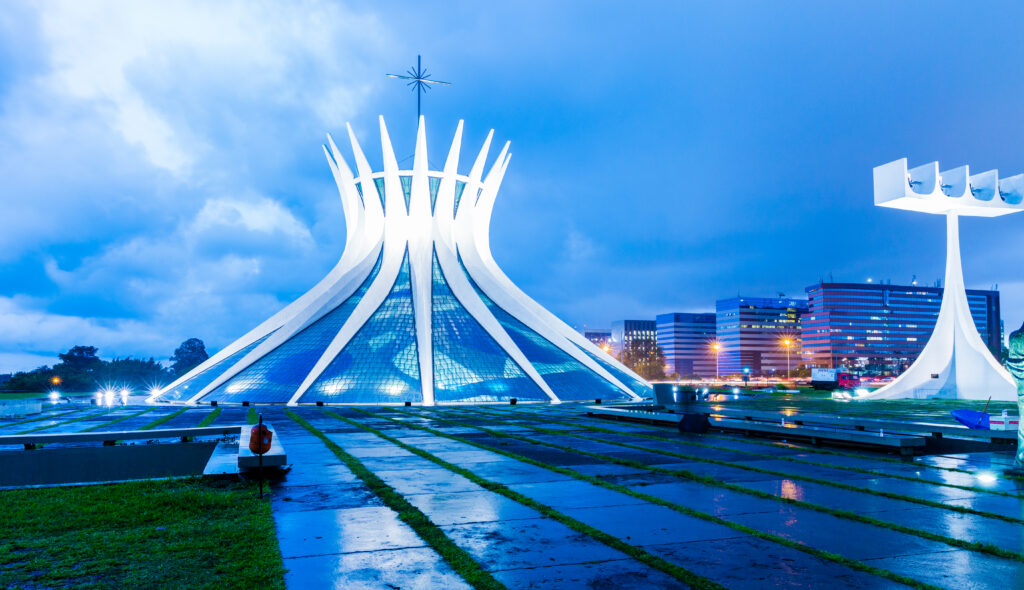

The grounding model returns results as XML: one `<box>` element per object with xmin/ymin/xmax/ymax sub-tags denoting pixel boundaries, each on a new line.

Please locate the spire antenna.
<box><xmin>387</xmin><ymin>54</ymin><xmax>451</xmax><ymax>121</ymax></box>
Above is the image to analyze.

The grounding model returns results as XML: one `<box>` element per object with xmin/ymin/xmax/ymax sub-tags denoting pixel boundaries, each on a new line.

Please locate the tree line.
<box><xmin>1</xmin><ymin>339</ymin><xmax>210</xmax><ymax>393</ymax></box>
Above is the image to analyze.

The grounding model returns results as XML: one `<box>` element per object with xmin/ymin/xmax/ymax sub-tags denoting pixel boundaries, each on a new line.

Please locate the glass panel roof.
<box><xmin>157</xmin><ymin>331</ymin><xmax>275</xmax><ymax>402</ymax></box>
<box><xmin>463</xmin><ymin>267</ymin><xmax>630</xmax><ymax>401</ymax></box>
<box><xmin>431</xmin><ymin>252</ymin><xmax>547</xmax><ymax>403</ymax></box>
<box><xmin>303</xmin><ymin>250</ymin><xmax>421</xmax><ymax>403</ymax></box>
<box><xmin>200</xmin><ymin>253</ymin><xmax>384</xmax><ymax>403</ymax></box>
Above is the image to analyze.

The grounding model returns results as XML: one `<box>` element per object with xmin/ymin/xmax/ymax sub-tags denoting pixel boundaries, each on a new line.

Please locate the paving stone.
<box><xmin>560</xmin><ymin>503</ymin><xmax>745</xmax><ymax>545</ymax></box>
<box><xmin>272</xmin><ymin>483</ymin><xmax>382</xmax><ymax>513</ymax></box>
<box><xmin>653</xmin><ymin>461</ymin><xmax>788</xmax><ymax>483</ymax></box>
<box><xmin>507</xmin><ymin>480</ymin><xmax>649</xmax><ymax>510</ymax></box>
<box><xmin>275</xmin><ymin>505</ymin><xmax>426</xmax><ymax>559</ymax></box>
<box><xmin>492</xmin><ymin>557</ymin><xmax>685</xmax><ymax>589</ymax></box>
<box><xmin>727</xmin><ymin>506</ymin><xmax>959</xmax><ymax>561</ymax></box>
<box><xmin>404</xmin><ymin>491</ymin><xmax>542</xmax><ymax>525</ymax></box>
<box><xmin>371</xmin><ymin>467</ymin><xmax>482</xmax><ymax>495</ymax></box>
<box><xmin>634</xmin><ymin>481</ymin><xmax>786</xmax><ymax>516</ymax></box>
<box><xmin>429</xmin><ymin>449</ymin><xmax>512</xmax><ymax>464</ymax></box>
<box><xmin>863</xmin><ymin>548</ymin><xmax>1024</xmax><ymax>589</ymax></box>
<box><xmin>441</xmin><ymin>518</ymin><xmax>626</xmax><ymax>571</ymax></box>
<box><xmin>462</xmin><ymin>461</ymin><xmax>574</xmax><ymax>485</ymax></box>
<box><xmin>644</xmin><ymin>536</ymin><xmax>911</xmax><ymax>589</ymax></box>
<box><xmin>283</xmin><ymin>547</ymin><xmax>472</xmax><ymax>590</ymax></box>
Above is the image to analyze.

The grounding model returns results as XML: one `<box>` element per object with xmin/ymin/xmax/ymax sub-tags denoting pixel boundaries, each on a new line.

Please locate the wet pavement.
<box><xmin>8</xmin><ymin>401</ymin><xmax>1024</xmax><ymax>589</ymax></box>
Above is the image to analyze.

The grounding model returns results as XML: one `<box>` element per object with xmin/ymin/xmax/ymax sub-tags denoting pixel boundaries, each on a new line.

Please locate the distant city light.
<box><xmin>120</xmin><ymin>389</ymin><xmax>129</xmax><ymax>404</ymax></box>
<box><xmin>867</xmin><ymin>278</ymin><xmax>873</xmax><ymax>283</ymax></box>
<box><xmin>48</xmin><ymin>391</ymin><xmax>60</xmax><ymax>403</ymax></box>
<box><xmin>103</xmin><ymin>389</ymin><xmax>114</xmax><ymax>407</ymax></box>
<box><xmin>51</xmin><ymin>376</ymin><xmax>61</xmax><ymax>386</ymax></box>
<box><xmin>732</xmin><ymin>387</ymin><xmax>740</xmax><ymax>394</ymax></box>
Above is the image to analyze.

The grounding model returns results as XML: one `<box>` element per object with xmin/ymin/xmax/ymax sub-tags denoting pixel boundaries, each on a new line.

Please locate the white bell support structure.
<box><xmin>858</xmin><ymin>158</ymin><xmax>1023</xmax><ymax>400</ymax></box>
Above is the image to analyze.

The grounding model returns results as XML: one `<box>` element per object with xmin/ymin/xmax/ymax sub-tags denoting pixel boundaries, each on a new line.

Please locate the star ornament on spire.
<box><xmin>387</xmin><ymin>54</ymin><xmax>451</xmax><ymax>120</ymax></box>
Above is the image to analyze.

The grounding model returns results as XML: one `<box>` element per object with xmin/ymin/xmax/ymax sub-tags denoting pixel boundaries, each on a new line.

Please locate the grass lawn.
<box><xmin>0</xmin><ymin>392</ymin><xmax>96</xmax><ymax>401</ymax></box>
<box><xmin>0</xmin><ymin>478</ymin><xmax>284</xmax><ymax>590</ymax></box>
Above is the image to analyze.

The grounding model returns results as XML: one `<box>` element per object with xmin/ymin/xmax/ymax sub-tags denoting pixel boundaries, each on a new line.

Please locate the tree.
<box><xmin>96</xmin><ymin>358</ymin><xmax>172</xmax><ymax>389</ymax></box>
<box><xmin>53</xmin><ymin>345</ymin><xmax>104</xmax><ymax>392</ymax></box>
<box><xmin>619</xmin><ymin>338</ymin><xmax>666</xmax><ymax>381</ymax></box>
<box><xmin>58</xmin><ymin>346</ymin><xmax>102</xmax><ymax>373</ymax></box>
<box><xmin>170</xmin><ymin>338</ymin><xmax>209</xmax><ymax>377</ymax></box>
<box><xmin>2</xmin><ymin>366</ymin><xmax>57</xmax><ymax>393</ymax></box>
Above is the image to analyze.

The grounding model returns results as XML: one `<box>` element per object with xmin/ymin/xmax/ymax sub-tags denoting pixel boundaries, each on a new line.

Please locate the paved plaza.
<box><xmin>2</xmin><ymin>402</ymin><xmax>1023</xmax><ymax>589</ymax></box>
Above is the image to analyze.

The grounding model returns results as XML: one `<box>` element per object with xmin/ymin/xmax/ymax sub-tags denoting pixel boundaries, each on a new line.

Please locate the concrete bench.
<box><xmin>238</xmin><ymin>422</ymin><xmax>287</xmax><ymax>469</ymax></box>
<box><xmin>585</xmin><ymin>405</ymin><xmax>927</xmax><ymax>455</ymax></box>
<box><xmin>711</xmin><ymin>417</ymin><xmax>927</xmax><ymax>456</ymax></box>
<box><xmin>692</xmin><ymin>407</ymin><xmax>1018</xmax><ymax>442</ymax></box>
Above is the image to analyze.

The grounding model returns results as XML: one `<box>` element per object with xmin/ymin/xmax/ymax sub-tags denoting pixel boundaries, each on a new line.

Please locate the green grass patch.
<box><xmin>0</xmin><ymin>478</ymin><xmax>284</xmax><ymax>590</ymax></box>
<box><xmin>0</xmin><ymin>408</ymin><xmax>85</xmax><ymax>430</ymax></box>
<box><xmin>19</xmin><ymin>409</ymin><xmax>112</xmax><ymax>434</ymax></box>
<box><xmin>326</xmin><ymin>409</ymin><xmax>725</xmax><ymax>590</ymax></box>
<box><xmin>138</xmin><ymin>407</ymin><xmax>189</xmax><ymax>430</ymax></box>
<box><xmin>285</xmin><ymin>410</ymin><xmax>505</xmax><ymax>590</ymax></box>
<box><xmin>0</xmin><ymin>392</ymin><xmax>96</xmax><ymax>401</ymax></box>
<box><xmin>198</xmin><ymin>407</ymin><xmax>222</xmax><ymax>427</ymax></box>
<box><xmin>81</xmin><ymin>407</ymin><xmax>157</xmax><ymax>432</ymax></box>
<box><xmin>433</xmin><ymin>407</ymin><xmax>1022</xmax><ymax>562</ymax></box>
<box><xmin>375</xmin><ymin>408</ymin><xmax>943</xmax><ymax>590</ymax></box>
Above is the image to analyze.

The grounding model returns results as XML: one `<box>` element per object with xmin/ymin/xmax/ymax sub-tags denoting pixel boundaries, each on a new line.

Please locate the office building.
<box><xmin>656</xmin><ymin>313</ymin><xmax>716</xmax><ymax>377</ymax></box>
<box><xmin>801</xmin><ymin>281</ymin><xmax>1001</xmax><ymax>375</ymax></box>
<box><xmin>715</xmin><ymin>297</ymin><xmax>807</xmax><ymax>376</ymax></box>
<box><xmin>610</xmin><ymin>320</ymin><xmax>657</xmax><ymax>359</ymax></box>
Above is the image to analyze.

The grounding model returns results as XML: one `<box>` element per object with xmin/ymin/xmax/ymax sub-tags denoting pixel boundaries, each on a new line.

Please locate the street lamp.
<box><xmin>782</xmin><ymin>338</ymin><xmax>793</xmax><ymax>379</ymax></box>
<box><xmin>710</xmin><ymin>341</ymin><xmax>721</xmax><ymax>382</ymax></box>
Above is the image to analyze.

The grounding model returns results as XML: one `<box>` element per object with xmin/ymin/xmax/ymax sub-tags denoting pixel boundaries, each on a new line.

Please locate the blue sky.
<box><xmin>2</xmin><ymin>1</ymin><xmax>1023</xmax><ymax>372</ymax></box>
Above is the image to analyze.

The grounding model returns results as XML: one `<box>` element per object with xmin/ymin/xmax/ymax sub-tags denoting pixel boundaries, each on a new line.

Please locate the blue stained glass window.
<box><xmin>464</xmin><ymin>268</ymin><xmax>630</xmax><ymax>401</ymax></box>
<box><xmin>429</xmin><ymin>176</ymin><xmax>441</xmax><ymax>213</ymax></box>
<box><xmin>430</xmin><ymin>253</ymin><xmax>547</xmax><ymax>403</ymax></box>
<box><xmin>454</xmin><ymin>180</ymin><xmax>466</xmax><ymax>217</ymax></box>
<box><xmin>400</xmin><ymin>175</ymin><xmax>412</xmax><ymax>211</ymax></box>
<box><xmin>303</xmin><ymin>250</ymin><xmax>421</xmax><ymax>403</ymax></box>
<box><xmin>158</xmin><ymin>332</ymin><xmax>275</xmax><ymax>402</ymax></box>
<box><xmin>200</xmin><ymin>253</ymin><xmax>384</xmax><ymax>404</ymax></box>
<box><xmin>574</xmin><ymin>344</ymin><xmax>652</xmax><ymax>398</ymax></box>
<box><xmin>373</xmin><ymin>177</ymin><xmax>386</xmax><ymax>212</ymax></box>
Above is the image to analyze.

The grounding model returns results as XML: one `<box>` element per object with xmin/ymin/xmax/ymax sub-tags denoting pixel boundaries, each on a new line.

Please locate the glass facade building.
<box><xmin>610</xmin><ymin>320</ymin><xmax>657</xmax><ymax>359</ymax></box>
<box><xmin>801</xmin><ymin>282</ymin><xmax>1001</xmax><ymax>375</ymax></box>
<box><xmin>655</xmin><ymin>313</ymin><xmax>716</xmax><ymax>377</ymax></box>
<box><xmin>715</xmin><ymin>297</ymin><xmax>807</xmax><ymax>376</ymax></box>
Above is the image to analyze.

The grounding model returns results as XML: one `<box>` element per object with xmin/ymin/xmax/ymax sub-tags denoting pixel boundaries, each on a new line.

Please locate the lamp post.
<box><xmin>711</xmin><ymin>342</ymin><xmax>721</xmax><ymax>382</ymax></box>
<box><xmin>782</xmin><ymin>338</ymin><xmax>792</xmax><ymax>379</ymax></box>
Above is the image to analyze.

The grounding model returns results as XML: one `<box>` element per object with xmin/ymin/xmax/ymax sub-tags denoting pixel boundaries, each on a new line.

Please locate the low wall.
<box><xmin>0</xmin><ymin>399</ymin><xmax>42</xmax><ymax>418</ymax></box>
<box><xmin>0</xmin><ymin>441</ymin><xmax>218</xmax><ymax>487</ymax></box>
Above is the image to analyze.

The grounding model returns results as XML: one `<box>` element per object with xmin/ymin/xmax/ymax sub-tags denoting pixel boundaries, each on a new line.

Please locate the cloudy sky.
<box><xmin>2</xmin><ymin>1</ymin><xmax>1023</xmax><ymax>372</ymax></box>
